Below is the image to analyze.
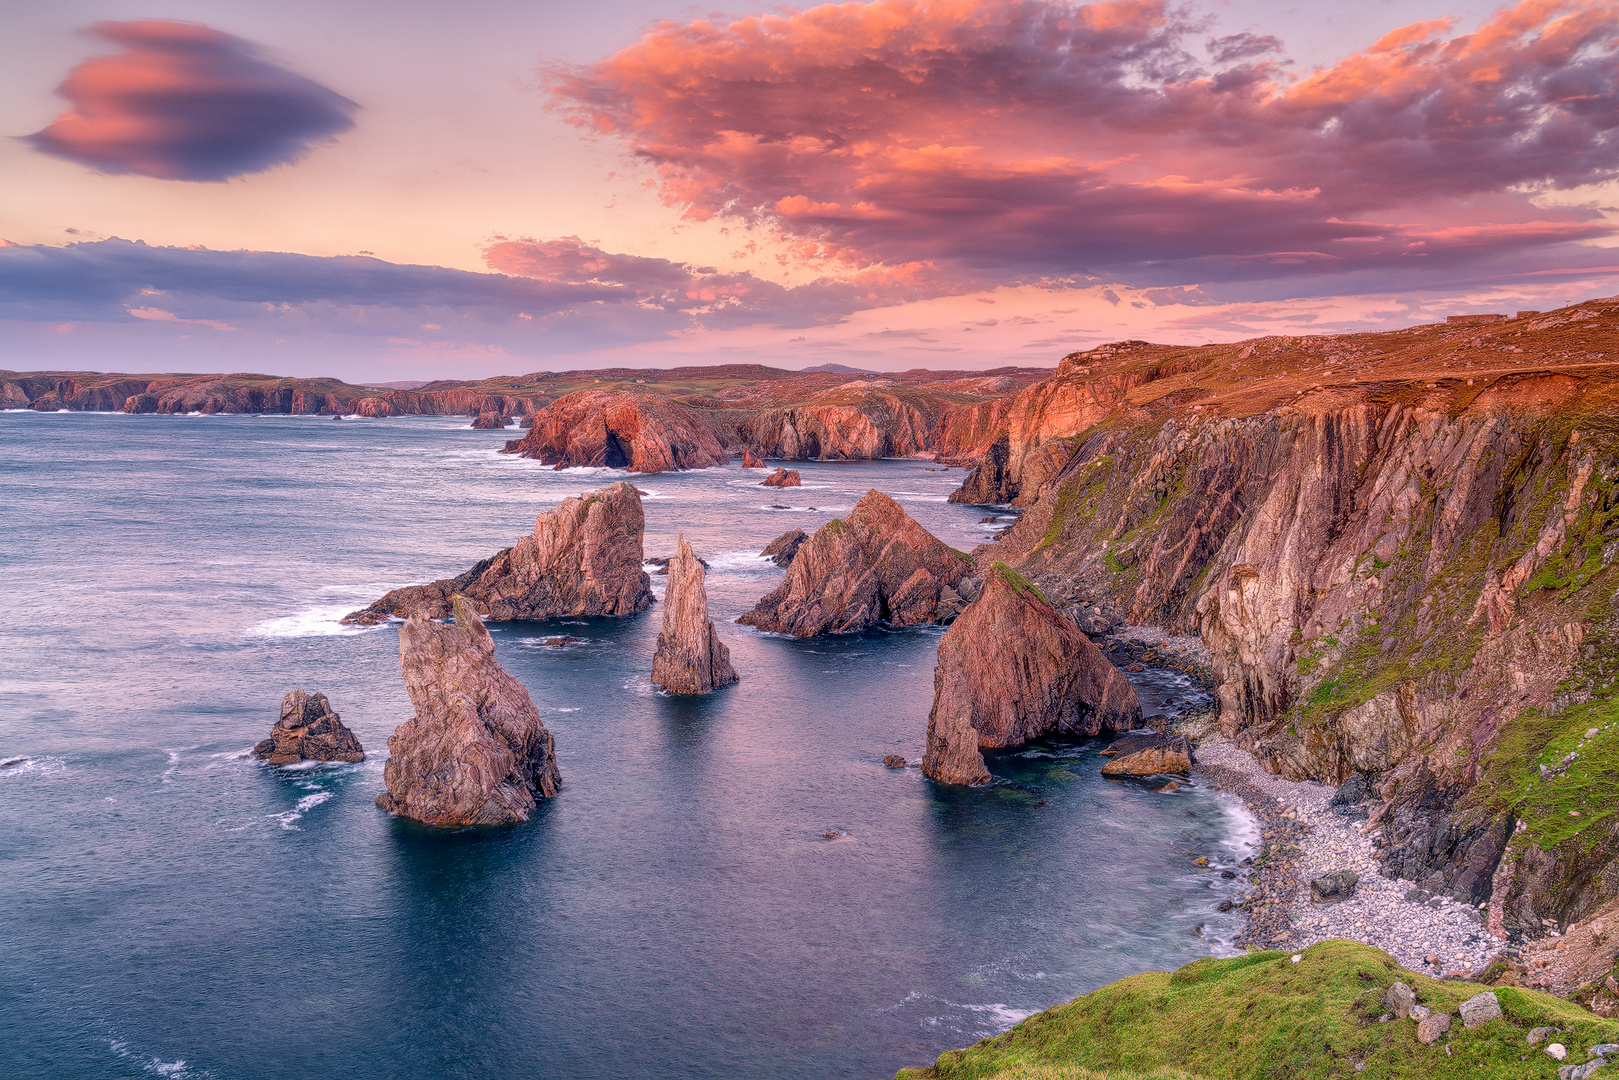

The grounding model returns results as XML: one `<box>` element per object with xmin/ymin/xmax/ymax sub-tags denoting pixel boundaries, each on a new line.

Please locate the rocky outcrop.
<box><xmin>343</xmin><ymin>481</ymin><xmax>653</xmax><ymax>624</ymax></box>
<box><xmin>761</xmin><ymin>468</ymin><xmax>801</xmax><ymax>487</ymax></box>
<box><xmin>742</xmin><ymin>449</ymin><xmax>764</xmax><ymax>468</ymax></box>
<box><xmin>1099</xmin><ymin>731</ymin><xmax>1192</xmax><ymax>776</ymax></box>
<box><xmin>740</xmin><ymin>393</ymin><xmax>931</xmax><ymax>460</ymax></box>
<box><xmin>471</xmin><ymin>411</ymin><xmax>512</xmax><ymax>429</ymax></box>
<box><xmin>739</xmin><ymin>490</ymin><xmax>974</xmax><ymax>636</ymax></box>
<box><xmin>760</xmin><ymin>528</ymin><xmax>806</xmax><ymax>566</ymax></box>
<box><xmin>922</xmin><ymin>563</ymin><xmax>1141</xmax><ymax>785</ymax></box>
<box><xmin>377</xmin><ymin>596</ymin><xmax>560</xmax><ymax>826</ymax></box>
<box><xmin>650</xmin><ymin>536</ymin><xmax>738</xmax><ymax>695</ymax></box>
<box><xmin>253</xmin><ymin>691</ymin><xmax>365</xmax><ymax>764</ymax></box>
<box><xmin>501</xmin><ymin>390</ymin><xmax>728</xmax><ymax>471</ymax></box>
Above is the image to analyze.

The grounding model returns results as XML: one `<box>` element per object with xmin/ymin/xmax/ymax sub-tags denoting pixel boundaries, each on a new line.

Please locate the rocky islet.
<box><xmin>650</xmin><ymin>535</ymin><xmax>738</xmax><ymax>695</ymax></box>
<box><xmin>253</xmin><ymin>690</ymin><xmax>365</xmax><ymax>765</ymax></box>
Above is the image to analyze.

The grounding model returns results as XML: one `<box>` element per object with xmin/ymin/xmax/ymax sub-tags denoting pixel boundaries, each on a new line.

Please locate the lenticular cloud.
<box><xmin>28</xmin><ymin>20</ymin><xmax>357</xmax><ymax>182</ymax></box>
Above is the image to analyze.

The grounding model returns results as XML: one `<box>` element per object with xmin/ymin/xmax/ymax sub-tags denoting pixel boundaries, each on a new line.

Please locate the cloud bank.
<box><xmin>549</xmin><ymin>0</ymin><xmax>1619</xmax><ymax>285</ymax></box>
<box><xmin>27</xmin><ymin>20</ymin><xmax>357</xmax><ymax>181</ymax></box>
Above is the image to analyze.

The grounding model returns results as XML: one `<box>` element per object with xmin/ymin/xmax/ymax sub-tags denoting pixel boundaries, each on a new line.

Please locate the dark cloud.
<box><xmin>26</xmin><ymin>20</ymin><xmax>357</xmax><ymax>181</ymax></box>
<box><xmin>1206</xmin><ymin>32</ymin><xmax>1282</xmax><ymax>65</ymax></box>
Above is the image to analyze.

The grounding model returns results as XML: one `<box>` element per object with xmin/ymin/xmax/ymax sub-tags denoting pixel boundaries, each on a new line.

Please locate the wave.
<box><xmin>273</xmin><ymin>790</ymin><xmax>334</xmax><ymax>830</ymax></box>
<box><xmin>0</xmin><ymin>754</ymin><xmax>67</xmax><ymax>779</ymax></box>
<box><xmin>247</xmin><ymin>603</ymin><xmax>383</xmax><ymax>638</ymax></box>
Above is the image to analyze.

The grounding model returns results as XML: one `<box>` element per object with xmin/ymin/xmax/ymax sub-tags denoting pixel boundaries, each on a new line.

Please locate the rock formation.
<box><xmin>253</xmin><ymin>691</ymin><xmax>365</xmax><ymax>764</ymax></box>
<box><xmin>501</xmin><ymin>390</ymin><xmax>728</xmax><ymax>471</ymax></box>
<box><xmin>742</xmin><ymin>449</ymin><xmax>764</xmax><ymax>468</ymax></box>
<box><xmin>1098</xmin><ymin>731</ymin><xmax>1191</xmax><ymax>776</ymax></box>
<box><xmin>760</xmin><ymin>528</ymin><xmax>806</xmax><ymax>566</ymax></box>
<box><xmin>471</xmin><ymin>411</ymin><xmax>512</xmax><ymax>429</ymax></box>
<box><xmin>761</xmin><ymin>468</ymin><xmax>801</xmax><ymax>487</ymax></box>
<box><xmin>923</xmin><ymin>563</ymin><xmax>1141</xmax><ymax>785</ymax></box>
<box><xmin>377</xmin><ymin>596</ymin><xmax>560</xmax><ymax>825</ymax></box>
<box><xmin>344</xmin><ymin>481</ymin><xmax>653</xmax><ymax>624</ymax></box>
<box><xmin>740</xmin><ymin>490</ymin><xmax>975</xmax><ymax>636</ymax></box>
<box><xmin>739</xmin><ymin>393</ymin><xmax>931</xmax><ymax>460</ymax></box>
<box><xmin>650</xmin><ymin>535</ymin><xmax>738</xmax><ymax>695</ymax></box>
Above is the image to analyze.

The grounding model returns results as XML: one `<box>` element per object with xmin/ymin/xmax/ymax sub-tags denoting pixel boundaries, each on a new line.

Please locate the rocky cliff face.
<box><xmin>651</xmin><ymin>536</ymin><xmax>738</xmax><ymax>695</ymax></box>
<box><xmin>738</xmin><ymin>490</ymin><xmax>973</xmax><ymax>636</ymax></box>
<box><xmin>967</xmin><ymin>299</ymin><xmax>1619</xmax><ymax>932</ymax></box>
<box><xmin>502</xmin><ymin>390</ymin><xmax>729</xmax><ymax>471</ymax></box>
<box><xmin>740</xmin><ymin>392</ymin><xmax>931</xmax><ymax>460</ymax></box>
<box><xmin>253</xmin><ymin>691</ymin><xmax>365</xmax><ymax>764</ymax></box>
<box><xmin>923</xmin><ymin>564</ymin><xmax>1140</xmax><ymax>784</ymax></box>
<box><xmin>377</xmin><ymin>596</ymin><xmax>560</xmax><ymax>826</ymax></box>
<box><xmin>344</xmin><ymin>481</ymin><xmax>653</xmax><ymax>624</ymax></box>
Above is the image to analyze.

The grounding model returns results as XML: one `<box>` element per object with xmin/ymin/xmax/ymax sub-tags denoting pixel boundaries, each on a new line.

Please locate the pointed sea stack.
<box><xmin>922</xmin><ymin>563</ymin><xmax>1140</xmax><ymax>785</ymax></box>
<box><xmin>651</xmin><ymin>536</ymin><xmax>738</xmax><ymax>695</ymax></box>
<box><xmin>253</xmin><ymin>691</ymin><xmax>365</xmax><ymax>764</ymax></box>
<box><xmin>377</xmin><ymin>596</ymin><xmax>560</xmax><ymax>826</ymax></box>
<box><xmin>343</xmin><ymin>481</ymin><xmax>653</xmax><ymax>624</ymax></box>
<box><xmin>739</xmin><ymin>490</ymin><xmax>973</xmax><ymax>636</ymax></box>
<box><xmin>742</xmin><ymin>449</ymin><xmax>764</xmax><ymax>468</ymax></box>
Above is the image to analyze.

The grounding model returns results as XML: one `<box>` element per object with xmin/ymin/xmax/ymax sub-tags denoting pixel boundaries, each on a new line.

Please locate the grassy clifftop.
<box><xmin>898</xmin><ymin>941</ymin><xmax>1619</xmax><ymax>1080</ymax></box>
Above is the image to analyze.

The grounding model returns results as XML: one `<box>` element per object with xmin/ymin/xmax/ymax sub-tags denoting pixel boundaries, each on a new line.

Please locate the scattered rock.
<box><xmin>1309</xmin><ymin>870</ymin><xmax>1360</xmax><ymax>905</ymax></box>
<box><xmin>1157</xmin><ymin>780</ymin><xmax>1180</xmax><ymax>793</ymax></box>
<box><xmin>650</xmin><ymin>535</ymin><xmax>739</xmax><ymax>696</ymax></box>
<box><xmin>344</xmin><ymin>481</ymin><xmax>653</xmax><ymax>624</ymax></box>
<box><xmin>253</xmin><ymin>691</ymin><xmax>364</xmax><ymax>764</ymax></box>
<box><xmin>1548</xmin><ymin>1044</ymin><xmax>1569</xmax><ymax>1061</ymax></box>
<box><xmin>762</xmin><ymin>467</ymin><xmax>802</xmax><ymax>488</ymax></box>
<box><xmin>1409</xmin><ymin>1005</ymin><xmax>1432</xmax><ymax>1022</ymax></box>
<box><xmin>1099</xmin><ymin>731</ymin><xmax>1193</xmax><ymax>776</ymax></box>
<box><xmin>539</xmin><ymin>636</ymin><xmax>580</xmax><ymax>647</ymax></box>
<box><xmin>739</xmin><ymin>490</ymin><xmax>973</xmax><ymax>636</ymax></box>
<box><xmin>980</xmin><ymin>516</ymin><xmax>998</xmax><ymax>523</ymax></box>
<box><xmin>760</xmin><ymin>528</ymin><xmax>807</xmax><ymax>567</ymax></box>
<box><xmin>1559</xmin><ymin>1059</ymin><xmax>1609</xmax><ymax>1080</ymax></box>
<box><xmin>742</xmin><ymin>449</ymin><xmax>764</xmax><ymax>468</ymax></box>
<box><xmin>1459</xmin><ymin>990</ymin><xmax>1503</xmax><ymax>1028</ymax></box>
<box><xmin>1417</xmin><ymin>1012</ymin><xmax>1451</xmax><ymax>1045</ymax></box>
<box><xmin>934</xmin><ymin>583</ymin><xmax>968</xmax><ymax>624</ymax></box>
<box><xmin>377</xmin><ymin>597</ymin><xmax>561</xmax><ymax>826</ymax></box>
<box><xmin>1384</xmin><ymin>982</ymin><xmax>1416</xmax><ymax>1019</ymax></box>
<box><xmin>1528</xmin><ymin>1028</ymin><xmax>1557</xmax><ymax>1046</ymax></box>
<box><xmin>922</xmin><ymin>563</ymin><xmax>1140</xmax><ymax>785</ymax></box>
<box><xmin>471</xmin><ymin>411</ymin><xmax>512</xmax><ymax>429</ymax></box>
<box><xmin>883</xmin><ymin>755</ymin><xmax>908</xmax><ymax>768</ymax></box>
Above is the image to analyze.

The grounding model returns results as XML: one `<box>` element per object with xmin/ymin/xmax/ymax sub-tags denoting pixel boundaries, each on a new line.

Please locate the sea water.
<box><xmin>0</xmin><ymin>412</ymin><xmax>1253</xmax><ymax>1080</ymax></box>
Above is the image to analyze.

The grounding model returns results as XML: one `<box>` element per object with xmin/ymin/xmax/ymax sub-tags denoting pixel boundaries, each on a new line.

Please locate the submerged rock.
<box><xmin>1099</xmin><ymin>731</ymin><xmax>1192</xmax><ymax>776</ymax></box>
<box><xmin>501</xmin><ymin>390</ymin><xmax>728</xmax><ymax>472</ymax></box>
<box><xmin>739</xmin><ymin>490</ymin><xmax>974</xmax><ymax>636</ymax></box>
<box><xmin>761</xmin><ymin>467</ymin><xmax>802</xmax><ymax>488</ymax></box>
<box><xmin>377</xmin><ymin>596</ymin><xmax>561</xmax><ymax>826</ymax></box>
<box><xmin>760</xmin><ymin>528</ymin><xmax>807</xmax><ymax>567</ymax></box>
<box><xmin>923</xmin><ymin>563</ymin><xmax>1141</xmax><ymax>785</ymax></box>
<box><xmin>651</xmin><ymin>535</ymin><xmax>738</xmax><ymax>695</ymax></box>
<box><xmin>253</xmin><ymin>691</ymin><xmax>365</xmax><ymax>764</ymax></box>
<box><xmin>343</xmin><ymin>481</ymin><xmax>653</xmax><ymax>624</ymax></box>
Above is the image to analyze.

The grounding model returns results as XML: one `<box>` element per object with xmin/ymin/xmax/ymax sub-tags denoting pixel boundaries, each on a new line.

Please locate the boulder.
<box><xmin>343</xmin><ymin>481</ymin><xmax>653</xmax><ymax>624</ymax></box>
<box><xmin>760</xmin><ymin>528</ymin><xmax>807</xmax><ymax>567</ymax></box>
<box><xmin>883</xmin><ymin>755</ymin><xmax>908</xmax><ymax>768</ymax></box>
<box><xmin>376</xmin><ymin>596</ymin><xmax>561</xmax><ymax>825</ymax></box>
<box><xmin>1099</xmin><ymin>731</ymin><xmax>1193</xmax><ymax>776</ymax></box>
<box><xmin>1384</xmin><ymin>982</ymin><xmax>1416</xmax><ymax>1019</ymax></box>
<box><xmin>762</xmin><ymin>467</ymin><xmax>802</xmax><ymax>488</ymax></box>
<box><xmin>1417</xmin><ymin>1013</ymin><xmax>1451</xmax><ymax>1045</ymax></box>
<box><xmin>739</xmin><ymin>490</ymin><xmax>974</xmax><ymax>636</ymax></box>
<box><xmin>471</xmin><ymin>411</ymin><xmax>511</xmax><ymax>429</ymax></box>
<box><xmin>742</xmin><ymin>449</ymin><xmax>764</xmax><ymax>468</ymax></box>
<box><xmin>1310</xmin><ymin>870</ymin><xmax>1360</xmax><ymax>904</ymax></box>
<box><xmin>651</xmin><ymin>535</ymin><xmax>738</xmax><ymax>695</ymax></box>
<box><xmin>922</xmin><ymin>563</ymin><xmax>1142</xmax><ymax>785</ymax></box>
<box><xmin>1458</xmin><ymin>991</ymin><xmax>1503</xmax><ymax>1028</ymax></box>
<box><xmin>501</xmin><ymin>390</ymin><xmax>728</xmax><ymax>471</ymax></box>
<box><xmin>253</xmin><ymin>691</ymin><xmax>365</xmax><ymax>764</ymax></box>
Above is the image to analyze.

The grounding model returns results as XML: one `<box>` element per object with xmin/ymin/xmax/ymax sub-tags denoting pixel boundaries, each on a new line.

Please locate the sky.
<box><xmin>3</xmin><ymin>0</ymin><xmax>1618</xmax><ymax>380</ymax></box>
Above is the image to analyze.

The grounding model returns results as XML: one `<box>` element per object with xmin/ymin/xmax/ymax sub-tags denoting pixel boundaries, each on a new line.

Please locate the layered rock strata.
<box><xmin>739</xmin><ymin>490</ymin><xmax>974</xmax><ymax>636</ymax></box>
<box><xmin>377</xmin><ymin>596</ymin><xmax>560</xmax><ymax>825</ymax></box>
<box><xmin>740</xmin><ymin>393</ymin><xmax>931</xmax><ymax>460</ymax></box>
<box><xmin>502</xmin><ymin>390</ymin><xmax>728</xmax><ymax>471</ymax></box>
<box><xmin>344</xmin><ymin>481</ymin><xmax>653</xmax><ymax>624</ymax></box>
<box><xmin>253</xmin><ymin>691</ymin><xmax>365</xmax><ymax>764</ymax></box>
<box><xmin>922</xmin><ymin>564</ymin><xmax>1141</xmax><ymax>785</ymax></box>
<box><xmin>1098</xmin><ymin>731</ymin><xmax>1192</xmax><ymax>776</ymax></box>
<box><xmin>650</xmin><ymin>536</ymin><xmax>738</xmax><ymax>695</ymax></box>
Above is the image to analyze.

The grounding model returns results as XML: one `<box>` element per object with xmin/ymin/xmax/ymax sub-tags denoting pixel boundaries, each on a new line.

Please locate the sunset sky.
<box><xmin>4</xmin><ymin>0</ymin><xmax>1618</xmax><ymax>379</ymax></box>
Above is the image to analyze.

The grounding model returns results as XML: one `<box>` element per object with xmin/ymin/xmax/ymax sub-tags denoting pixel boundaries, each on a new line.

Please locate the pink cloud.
<box><xmin>548</xmin><ymin>0</ymin><xmax>1619</xmax><ymax>284</ymax></box>
<box><xmin>28</xmin><ymin>20</ymin><xmax>356</xmax><ymax>181</ymax></box>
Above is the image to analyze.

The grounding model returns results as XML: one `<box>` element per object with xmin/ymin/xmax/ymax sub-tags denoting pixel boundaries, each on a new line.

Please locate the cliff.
<box><xmin>955</xmin><ymin>298</ymin><xmax>1619</xmax><ymax>935</ymax></box>
<box><xmin>650</xmin><ymin>536</ymin><xmax>738</xmax><ymax>695</ymax></box>
<box><xmin>377</xmin><ymin>596</ymin><xmax>560</xmax><ymax>826</ymax></box>
<box><xmin>922</xmin><ymin>563</ymin><xmax>1139</xmax><ymax>784</ymax></box>
<box><xmin>344</xmin><ymin>480</ymin><xmax>653</xmax><ymax>624</ymax></box>
<box><xmin>738</xmin><ymin>490</ymin><xmax>973</xmax><ymax>636</ymax></box>
<box><xmin>501</xmin><ymin>390</ymin><xmax>729</xmax><ymax>471</ymax></box>
<box><xmin>739</xmin><ymin>392</ymin><xmax>931</xmax><ymax>460</ymax></box>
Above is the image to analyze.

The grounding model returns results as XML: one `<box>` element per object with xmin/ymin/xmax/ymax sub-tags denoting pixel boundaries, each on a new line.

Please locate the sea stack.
<box><xmin>922</xmin><ymin>563</ymin><xmax>1140</xmax><ymax>785</ymax></box>
<box><xmin>377</xmin><ymin>596</ymin><xmax>561</xmax><ymax>826</ymax></box>
<box><xmin>742</xmin><ymin>449</ymin><xmax>764</xmax><ymax>468</ymax></box>
<box><xmin>761</xmin><ymin>468</ymin><xmax>802</xmax><ymax>487</ymax></box>
<box><xmin>253</xmin><ymin>691</ymin><xmax>365</xmax><ymax>764</ymax></box>
<box><xmin>651</xmin><ymin>535</ymin><xmax>738</xmax><ymax>695</ymax></box>
<box><xmin>343</xmin><ymin>480</ymin><xmax>653</xmax><ymax>624</ymax></box>
<box><xmin>739</xmin><ymin>490</ymin><xmax>973</xmax><ymax>636</ymax></box>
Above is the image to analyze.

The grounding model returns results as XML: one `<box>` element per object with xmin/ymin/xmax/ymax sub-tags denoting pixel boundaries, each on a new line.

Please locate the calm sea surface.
<box><xmin>0</xmin><ymin>411</ymin><xmax>1251</xmax><ymax>1080</ymax></box>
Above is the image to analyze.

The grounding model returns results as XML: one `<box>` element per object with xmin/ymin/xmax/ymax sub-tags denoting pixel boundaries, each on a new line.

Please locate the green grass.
<box><xmin>993</xmin><ymin>561</ymin><xmax>1049</xmax><ymax>603</ymax></box>
<box><xmin>1482</xmin><ymin>695</ymin><xmax>1619</xmax><ymax>854</ymax></box>
<box><xmin>898</xmin><ymin>941</ymin><xmax>1619</xmax><ymax>1080</ymax></box>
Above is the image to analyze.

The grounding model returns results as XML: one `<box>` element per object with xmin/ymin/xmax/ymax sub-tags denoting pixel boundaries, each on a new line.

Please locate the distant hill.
<box><xmin>798</xmin><ymin>363</ymin><xmax>877</xmax><ymax>374</ymax></box>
